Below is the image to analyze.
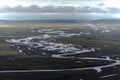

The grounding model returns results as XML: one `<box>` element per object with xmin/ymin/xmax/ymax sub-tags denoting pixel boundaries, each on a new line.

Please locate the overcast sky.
<box><xmin>0</xmin><ymin>0</ymin><xmax>120</xmax><ymax>13</ymax></box>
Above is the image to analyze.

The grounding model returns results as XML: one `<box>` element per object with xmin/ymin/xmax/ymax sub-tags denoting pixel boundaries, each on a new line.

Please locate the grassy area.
<box><xmin>0</xmin><ymin>69</ymin><xmax>98</xmax><ymax>80</ymax></box>
<box><xmin>0</xmin><ymin>27</ymin><xmax>33</xmax><ymax>37</ymax></box>
<box><xmin>0</xmin><ymin>27</ymin><xmax>38</xmax><ymax>57</ymax></box>
<box><xmin>0</xmin><ymin>55</ymin><xmax>110</xmax><ymax>70</ymax></box>
<box><xmin>0</xmin><ymin>37</ymin><xmax>23</xmax><ymax>56</ymax></box>
<box><xmin>56</xmin><ymin>35</ymin><xmax>120</xmax><ymax>49</ymax></box>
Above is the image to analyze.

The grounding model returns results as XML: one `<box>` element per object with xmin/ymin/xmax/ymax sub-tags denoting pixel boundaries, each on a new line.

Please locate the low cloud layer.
<box><xmin>0</xmin><ymin>5</ymin><xmax>119</xmax><ymax>13</ymax></box>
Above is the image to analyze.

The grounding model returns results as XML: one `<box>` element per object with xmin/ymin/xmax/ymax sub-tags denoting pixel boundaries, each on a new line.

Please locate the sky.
<box><xmin>0</xmin><ymin>0</ymin><xmax>120</xmax><ymax>13</ymax></box>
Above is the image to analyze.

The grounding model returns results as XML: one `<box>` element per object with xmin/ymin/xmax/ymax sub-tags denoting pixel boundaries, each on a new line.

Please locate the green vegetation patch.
<box><xmin>56</xmin><ymin>36</ymin><xmax>120</xmax><ymax>49</ymax></box>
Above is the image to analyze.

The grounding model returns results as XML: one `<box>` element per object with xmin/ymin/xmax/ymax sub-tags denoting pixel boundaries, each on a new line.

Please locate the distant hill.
<box><xmin>90</xmin><ymin>19</ymin><xmax>120</xmax><ymax>24</ymax></box>
<box><xmin>0</xmin><ymin>19</ymin><xmax>120</xmax><ymax>24</ymax></box>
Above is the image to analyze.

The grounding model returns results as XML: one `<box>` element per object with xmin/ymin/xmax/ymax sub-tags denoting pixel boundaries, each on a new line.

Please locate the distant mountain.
<box><xmin>90</xmin><ymin>19</ymin><xmax>120</xmax><ymax>24</ymax></box>
<box><xmin>0</xmin><ymin>19</ymin><xmax>120</xmax><ymax>24</ymax></box>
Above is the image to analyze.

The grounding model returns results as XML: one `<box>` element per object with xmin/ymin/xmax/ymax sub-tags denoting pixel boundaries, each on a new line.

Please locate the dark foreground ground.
<box><xmin>0</xmin><ymin>70</ymin><xmax>120</xmax><ymax>80</ymax></box>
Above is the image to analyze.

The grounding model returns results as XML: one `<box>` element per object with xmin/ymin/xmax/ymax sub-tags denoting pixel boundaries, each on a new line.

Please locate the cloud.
<box><xmin>107</xmin><ymin>7</ymin><xmax>120</xmax><ymax>13</ymax></box>
<box><xmin>77</xmin><ymin>7</ymin><xmax>107</xmax><ymax>13</ymax></box>
<box><xmin>99</xmin><ymin>3</ymin><xmax>105</xmax><ymax>6</ymax></box>
<box><xmin>0</xmin><ymin>0</ymin><xmax>119</xmax><ymax>14</ymax></box>
<box><xmin>0</xmin><ymin>5</ymin><xmax>108</xmax><ymax>13</ymax></box>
